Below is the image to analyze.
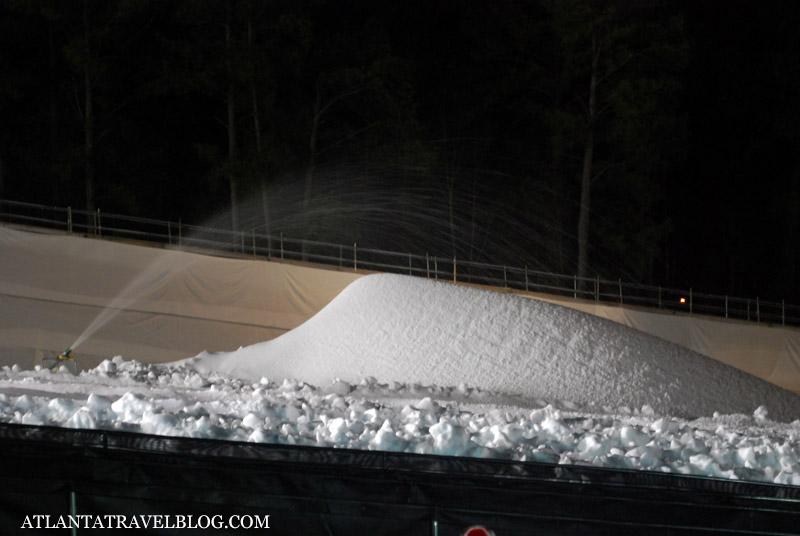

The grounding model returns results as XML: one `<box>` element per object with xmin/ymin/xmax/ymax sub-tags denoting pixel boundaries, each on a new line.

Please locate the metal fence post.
<box><xmin>67</xmin><ymin>206</ymin><xmax>73</xmax><ymax>233</ymax></box>
<box><xmin>573</xmin><ymin>275</ymin><xmax>577</xmax><ymax>299</ymax></box>
<box><xmin>409</xmin><ymin>253</ymin><xmax>412</xmax><ymax>276</ymax></box>
<box><xmin>280</xmin><ymin>232</ymin><xmax>284</xmax><ymax>260</ymax></box>
<box><xmin>756</xmin><ymin>297</ymin><xmax>760</xmax><ymax>323</ymax></box>
<box><xmin>434</xmin><ymin>256</ymin><xmax>438</xmax><ymax>280</ymax></box>
<box><xmin>503</xmin><ymin>266</ymin><xmax>507</xmax><ymax>288</ymax></box>
<box><xmin>595</xmin><ymin>275</ymin><xmax>599</xmax><ymax>304</ymax></box>
<box><xmin>354</xmin><ymin>243</ymin><xmax>357</xmax><ymax>271</ymax></box>
<box><xmin>725</xmin><ymin>295</ymin><xmax>728</xmax><ymax>318</ymax></box>
<box><xmin>426</xmin><ymin>253</ymin><xmax>430</xmax><ymax>278</ymax></box>
<box><xmin>252</xmin><ymin>229</ymin><xmax>256</xmax><ymax>258</ymax></box>
<box><xmin>453</xmin><ymin>256</ymin><xmax>457</xmax><ymax>283</ymax></box>
<box><xmin>70</xmin><ymin>489</ymin><xmax>78</xmax><ymax>536</ymax></box>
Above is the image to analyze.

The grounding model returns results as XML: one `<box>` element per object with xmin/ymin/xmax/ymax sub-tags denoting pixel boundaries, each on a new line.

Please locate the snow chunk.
<box><xmin>429</xmin><ymin>420</ymin><xmax>470</xmax><ymax>456</ymax></box>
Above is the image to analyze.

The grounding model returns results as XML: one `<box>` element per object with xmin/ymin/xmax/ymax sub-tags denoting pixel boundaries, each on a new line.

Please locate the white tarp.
<box><xmin>0</xmin><ymin>225</ymin><xmax>359</xmax><ymax>369</ymax></box>
<box><xmin>526</xmin><ymin>294</ymin><xmax>800</xmax><ymax>394</ymax></box>
<box><xmin>2</xmin><ymin>224</ymin><xmax>800</xmax><ymax>394</ymax></box>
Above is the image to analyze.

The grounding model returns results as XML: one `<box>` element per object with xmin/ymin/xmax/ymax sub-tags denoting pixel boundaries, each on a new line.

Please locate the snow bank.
<box><xmin>2</xmin><ymin>359</ymin><xmax>800</xmax><ymax>486</ymax></box>
<box><xmin>190</xmin><ymin>274</ymin><xmax>800</xmax><ymax>421</ymax></box>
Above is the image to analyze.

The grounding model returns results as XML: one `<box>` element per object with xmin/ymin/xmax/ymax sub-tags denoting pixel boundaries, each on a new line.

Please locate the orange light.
<box><xmin>679</xmin><ymin>297</ymin><xmax>686</xmax><ymax>304</ymax></box>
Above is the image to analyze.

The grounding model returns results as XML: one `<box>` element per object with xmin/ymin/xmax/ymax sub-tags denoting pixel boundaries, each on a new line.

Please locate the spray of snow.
<box><xmin>70</xmin><ymin>253</ymin><xmax>196</xmax><ymax>352</ymax></box>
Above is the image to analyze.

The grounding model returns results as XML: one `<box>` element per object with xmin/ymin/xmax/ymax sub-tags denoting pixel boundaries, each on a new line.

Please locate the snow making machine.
<box><xmin>41</xmin><ymin>348</ymin><xmax>77</xmax><ymax>375</ymax></box>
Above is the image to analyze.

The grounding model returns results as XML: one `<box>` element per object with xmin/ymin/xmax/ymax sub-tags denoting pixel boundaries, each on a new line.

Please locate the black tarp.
<box><xmin>1</xmin><ymin>423</ymin><xmax>799</xmax><ymax>535</ymax></box>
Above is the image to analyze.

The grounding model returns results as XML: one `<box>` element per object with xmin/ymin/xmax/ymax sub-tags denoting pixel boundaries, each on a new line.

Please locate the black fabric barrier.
<box><xmin>1</xmin><ymin>423</ymin><xmax>799</xmax><ymax>535</ymax></box>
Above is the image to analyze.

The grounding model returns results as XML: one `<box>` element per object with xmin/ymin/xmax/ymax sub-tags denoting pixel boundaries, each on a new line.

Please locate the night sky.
<box><xmin>1</xmin><ymin>0</ymin><xmax>799</xmax><ymax>302</ymax></box>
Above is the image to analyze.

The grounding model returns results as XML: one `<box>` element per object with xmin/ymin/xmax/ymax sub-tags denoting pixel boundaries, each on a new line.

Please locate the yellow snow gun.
<box><xmin>43</xmin><ymin>348</ymin><xmax>77</xmax><ymax>374</ymax></box>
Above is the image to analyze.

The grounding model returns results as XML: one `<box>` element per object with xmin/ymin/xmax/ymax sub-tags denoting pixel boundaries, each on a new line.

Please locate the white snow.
<box><xmin>1</xmin><ymin>274</ymin><xmax>800</xmax><ymax>486</ymax></box>
<box><xmin>189</xmin><ymin>274</ymin><xmax>800</xmax><ymax>421</ymax></box>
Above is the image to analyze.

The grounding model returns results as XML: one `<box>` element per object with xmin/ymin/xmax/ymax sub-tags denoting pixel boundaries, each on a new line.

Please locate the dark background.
<box><xmin>1</xmin><ymin>0</ymin><xmax>798</xmax><ymax>302</ymax></box>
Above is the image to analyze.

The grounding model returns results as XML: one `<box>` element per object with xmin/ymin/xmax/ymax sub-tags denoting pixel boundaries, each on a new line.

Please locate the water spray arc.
<box><xmin>67</xmin><ymin>251</ymin><xmax>197</xmax><ymax>358</ymax></box>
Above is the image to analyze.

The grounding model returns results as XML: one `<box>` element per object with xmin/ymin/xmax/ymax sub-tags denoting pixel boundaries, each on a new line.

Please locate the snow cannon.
<box><xmin>42</xmin><ymin>348</ymin><xmax>78</xmax><ymax>375</ymax></box>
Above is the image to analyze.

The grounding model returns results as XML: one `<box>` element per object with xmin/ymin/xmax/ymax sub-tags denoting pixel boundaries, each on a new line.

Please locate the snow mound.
<box><xmin>191</xmin><ymin>274</ymin><xmax>800</xmax><ymax>421</ymax></box>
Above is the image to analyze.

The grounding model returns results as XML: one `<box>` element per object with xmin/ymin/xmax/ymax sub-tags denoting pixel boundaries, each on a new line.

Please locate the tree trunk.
<box><xmin>225</xmin><ymin>3</ymin><xmax>239</xmax><ymax>232</ymax></box>
<box><xmin>305</xmin><ymin>90</ymin><xmax>320</xmax><ymax>217</ymax></box>
<box><xmin>227</xmin><ymin>81</ymin><xmax>238</xmax><ymax>231</ymax></box>
<box><xmin>228</xmin><ymin>87</ymin><xmax>238</xmax><ymax>232</ymax></box>
<box><xmin>251</xmin><ymin>89</ymin><xmax>261</xmax><ymax>153</ymax></box>
<box><xmin>302</xmin><ymin>85</ymin><xmax>321</xmax><ymax>257</ymax></box>
<box><xmin>577</xmin><ymin>130</ymin><xmax>593</xmax><ymax>281</ymax></box>
<box><xmin>469</xmin><ymin>174</ymin><xmax>478</xmax><ymax>261</ymax></box>
<box><xmin>248</xmin><ymin>19</ymin><xmax>261</xmax><ymax>156</ymax></box>
<box><xmin>780</xmin><ymin>162</ymin><xmax>800</xmax><ymax>299</ymax></box>
<box><xmin>84</xmin><ymin>70</ymin><xmax>95</xmax><ymax>214</ymax></box>
<box><xmin>0</xmin><ymin>154</ymin><xmax>5</xmax><ymax>199</ymax></box>
<box><xmin>248</xmin><ymin>19</ymin><xmax>270</xmax><ymax>245</ymax></box>
<box><xmin>261</xmin><ymin>182</ymin><xmax>271</xmax><ymax>250</ymax></box>
<box><xmin>83</xmin><ymin>0</ymin><xmax>95</xmax><ymax>216</ymax></box>
<box><xmin>254</xmin><ymin>83</ymin><xmax>271</xmax><ymax>247</ymax></box>
<box><xmin>577</xmin><ymin>34</ymin><xmax>599</xmax><ymax>282</ymax></box>
<box><xmin>48</xmin><ymin>18</ymin><xmax>60</xmax><ymax>201</ymax></box>
<box><xmin>447</xmin><ymin>170</ymin><xmax>456</xmax><ymax>258</ymax></box>
<box><xmin>551</xmin><ymin>125</ymin><xmax>566</xmax><ymax>274</ymax></box>
<box><xmin>727</xmin><ymin>219</ymin><xmax>736</xmax><ymax>294</ymax></box>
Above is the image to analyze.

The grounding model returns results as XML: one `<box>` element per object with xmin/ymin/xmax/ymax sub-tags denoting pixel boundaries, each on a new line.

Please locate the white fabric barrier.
<box><xmin>2</xmin><ymin>224</ymin><xmax>800</xmax><ymax>394</ymax></box>
<box><xmin>527</xmin><ymin>295</ymin><xmax>800</xmax><ymax>394</ymax></box>
<box><xmin>0</xmin><ymin>226</ymin><xmax>359</xmax><ymax>369</ymax></box>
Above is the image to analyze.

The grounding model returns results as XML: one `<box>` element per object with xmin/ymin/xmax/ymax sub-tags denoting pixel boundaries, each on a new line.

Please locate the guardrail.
<box><xmin>2</xmin><ymin>198</ymin><xmax>798</xmax><ymax>328</ymax></box>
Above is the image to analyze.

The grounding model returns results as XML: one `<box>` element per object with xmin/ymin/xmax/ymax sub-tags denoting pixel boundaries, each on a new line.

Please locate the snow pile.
<box><xmin>190</xmin><ymin>274</ymin><xmax>800</xmax><ymax>422</ymax></box>
<box><xmin>1</xmin><ymin>359</ymin><xmax>800</xmax><ymax>485</ymax></box>
<box><xmin>3</xmin><ymin>273</ymin><xmax>800</xmax><ymax>485</ymax></box>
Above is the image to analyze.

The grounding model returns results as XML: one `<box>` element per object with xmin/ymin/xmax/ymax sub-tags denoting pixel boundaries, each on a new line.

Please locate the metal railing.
<box><xmin>2</xmin><ymin>198</ymin><xmax>798</xmax><ymax>328</ymax></box>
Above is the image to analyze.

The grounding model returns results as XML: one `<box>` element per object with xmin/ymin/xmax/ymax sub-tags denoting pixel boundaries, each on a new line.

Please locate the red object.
<box><xmin>463</xmin><ymin>526</ymin><xmax>495</xmax><ymax>536</ymax></box>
